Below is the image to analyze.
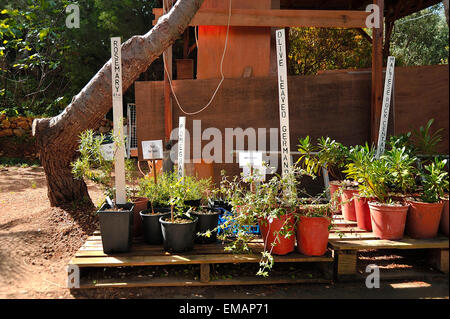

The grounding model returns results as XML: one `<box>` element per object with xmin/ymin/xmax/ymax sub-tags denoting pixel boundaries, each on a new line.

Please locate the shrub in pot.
<box><xmin>191</xmin><ymin>207</ymin><xmax>222</xmax><ymax>244</ymax></box>
<box><xmin>351</xmin><ymin>147</ymin><xmax>416</xmax><ymax>240</ymax></box>
<box><xmin>405</xmin><ymin>158</ymin><xmax>448</xmax><ymax>239</ymax></box>
<box><xmin>340</xmin><ymin>180</ymin><xmax>359</xmax><ymax>222</ymax></box>
<box><xmin>71</xmin><ymin>130</ymin><xmax>135</xmax><ymax>253</ymax></box>
<box><xmin>297</xmin><ymin>136</ymin><xmax>349</xmax><ymax>210</ymax></box>
<box><xmin>295</xmin><ymin>203</ymin><xmax>333</xmax><ymax>256</ymax></box>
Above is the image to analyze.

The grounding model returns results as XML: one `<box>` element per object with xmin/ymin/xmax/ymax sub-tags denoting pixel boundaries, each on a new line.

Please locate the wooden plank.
<box><xmin>77</xmin><ymin>275</ymin><xmax>331</xmax><ymax>289</ymax></box>
<box><xmin>152</xmin><ymin>8</ymin><xmax>370</xmax><ymax>28</ymax></box>
<box><xmin>328</xmin><ymin>232</ymin><xmax>379</xmax><ymax>240</ymax></box>
<box><xmin>200</xmin><ymin>264</ymin><xmax>210</xmax><ymax>283</ymax></box>
<box><xmin>329</xmin><ymin>237</ymin><xmax>449</xmax><ymax>251</ymax></box>
<box><xmin>330</xmin><ymin>227</ymin><xmax>367</xmax><ymax>233</ymax></box>
<box><xmin>70</xmin><ymin>252</ymin><xmax>333</xmax><ymax>268</ymax></box>
<box><xmin>334</xmin><ymin>250</ymin><xmax>357</xmax><ymax>278</ymax></box>
<box><xmin>428</xmin><ymin>249</ymin><xmax>449</xmax><ymax>273</ymax></box>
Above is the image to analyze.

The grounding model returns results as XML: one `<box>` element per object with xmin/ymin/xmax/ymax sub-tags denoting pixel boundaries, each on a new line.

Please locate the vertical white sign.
<box><xmin>111</xmin><ymin>37</ymin><xmax>126</xmax><ymax>205</ymax></box>
<box><xmin>177</xmin><ymin>117</ymin><xmax>186</xmax><ymax>179</ymax></box>
<box><xmin>276</xmin><ymin>29</ymin><xmax>292</xmax><ymax>176</ymax></box>
<box><xmin>376</xmin><ymin>56</ymin><xmax>396</xmax><ymax>158</ymax></box>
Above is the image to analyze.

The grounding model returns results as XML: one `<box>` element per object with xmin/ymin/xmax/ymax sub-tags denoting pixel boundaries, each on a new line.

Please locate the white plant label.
<box><xmin>142</xmin><ymin>140</ymin><xmax>163</xmax><ymax>160</ymax></box>
<box><xmin>276</xmin><ymin>29</ymin><xmax>292</xmax><ymax>176</ymax></box>
<box><xmin>111</xmin><ymin>37</ymin><xmax>126</xmax><ymax>205</ymax></box>
<box><xmin>239</xmin><ymin>151</ymin><xmax>265</xmax><ymax>182</ymax></box>
<box><xmin>100</xmin><ymin>143</ymin><xmax>114</xmax><ymax>161</ymax></box>
<box><xmin>177</xmin><ymin>117</ymin><xmax>186</xmax><ymax>179</ymax></box>
<box><xmin>376</xmin><ymin>56</ymin><xmax>396</xmax><ymax>159</ymax></box>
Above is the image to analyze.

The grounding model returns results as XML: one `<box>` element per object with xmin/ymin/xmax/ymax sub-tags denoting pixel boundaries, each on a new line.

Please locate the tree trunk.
<box><xmin>444</xmin><ymin>0</ymin><xmax>449</xmax><ymax>27</ymax></box>
<box><xmin>33</xmin><ymin>0</ymin><xmax>205</xmax><ymax>207</ymax></box>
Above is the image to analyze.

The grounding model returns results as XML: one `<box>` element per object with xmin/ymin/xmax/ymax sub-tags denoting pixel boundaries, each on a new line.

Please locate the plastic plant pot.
<box><xmin>140</xmin><ymin>208</ymin><xmax>171</xmax><ymax>245</ymax></box>
<box><xmin>368</xmin><ymin>202</ymin><xmax>409</xmax><ymax>240</ymax></box>
<box><xmin>354</xmin><ymin>196</ymin><xmax>372</xmax><ymax>231</ymax></box>
<box><xmin>405</xmin><ymin>200</ymin><xmax>444</xmax><ymax>239</ymax></box>
<box><xmin>341</xmin><ymin>189</ymin><xmax>358</xmax><ymax>222</ymax></box>
<box><xmin>130</xmin><ymin>197</ymin><xmax>148</xmax><ymax>237</ymax></box>
<box><xmin>296</xmin><ymin>216</ymin><xmax>330</xmax><ymax>256</ymax></box>
<box><xmin>98</xmin><ymin>202</ymin><xmax>134</xmax><ymax>254</ymax></box>
<box><xmin>191</xmin><ymin>208</ymin><xmax>222</xmax><ymax>244</ymax></box>
<box><xmin>159</xmin><ymin>216</ymin><xmax>198</xmax><ymax>253</ymax></box>
<box><xmin>258</xmin><ymin>214</ymin><xmax>296</xmax><ymax>256</ymax></box>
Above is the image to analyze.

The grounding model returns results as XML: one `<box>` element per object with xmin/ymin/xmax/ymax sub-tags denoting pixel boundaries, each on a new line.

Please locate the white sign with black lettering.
<box><xmin>239</xmin><ymin>151</ymin><xmax>265</xmax><ymax>182</ymax></box>
<box><xmin>276</xmin><ymin>29</ymin><xmax>292</xmax><ymax>176</ymax></box>
<box><xmin>376</xmin><ymin>56</ymin><xmax>396</xmax><ymax>158</ymax></box>
<box><xmin>111</xmin><ymin>37</ymin><xmax>126</xmax><ymax>204</ymax></box>
<box><xmin>142</xmin><ymin>140</ymin><xmax>163</xmax><ymax>160</ymax></box>
<box><xmin>177</xmin><ymin>117</ymin><xmax>186</xmax><ymax>179</ymax></box>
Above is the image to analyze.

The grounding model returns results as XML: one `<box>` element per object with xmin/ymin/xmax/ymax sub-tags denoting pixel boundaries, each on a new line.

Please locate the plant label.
<box><xmin>142</xmin><ymin>140</ymin><xmax>163</xmax><ymax>160</ymax></box>
<box><xmin>100</xmin><ymin>143</ymin><xmax>114</xmax><ymax>161</ymax></box>
<box><xmin>376</xmin><ymin>56</ymin><xmax>395</xmax><ymax>158</ymax></box>
<box><xmin>177</xmin><ymin>116</ymin><xmax>186</xmax><ymax>179</ymax></box>
<box><xmin>276</xmin><ymin>29</ymin><xmax>292</xmax><ymax>176</ymax></box>
<box><xmin>239</xmin><ymin>151</ymin><xmax>263</xmax><ymax>168</ymax></box>
<box><xmin>111</xmin><ymin>37</ymin><xmax>126</xmax><ymax>204</ymax></box>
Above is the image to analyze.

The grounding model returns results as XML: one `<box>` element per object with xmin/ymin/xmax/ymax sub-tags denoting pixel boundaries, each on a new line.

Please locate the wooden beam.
<box><xmin>371</xmin><ymin>0</ymin><xmax>384</xmax><ymax>145</ymax></box>
<box><xmin>153</xmin><ymin>8</ymin><xmax>371</xmax><ymax>28</ymax></box>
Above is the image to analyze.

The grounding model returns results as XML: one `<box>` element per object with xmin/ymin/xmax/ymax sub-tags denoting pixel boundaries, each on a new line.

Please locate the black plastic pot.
<box><xmin>159</xmin><ymin>216</ymin><xmax>198</xmax><ymax>252</ymax></box>
<box><xmin>140</xmin><ymin>208</ymin><xmax>171</xmax><ymax>245</ymax></box>
<box><xmin>98</xmin><ymin>202</ymin><xmax>134</xmax><ymax>254</ymax></box>
<box><xmin>209</xmin><ymin>200</ymin><xmax>232</xmax><ymax>212</ymax></box>
<box><xmin>184</xmin><ymin>199</ymin><xmax>201</xmax><ymax>209</ymax></box>
<box><xmin>191</xmin><ymin>208</ymin><xmax>222</xmax><ymax>244</ymax></box>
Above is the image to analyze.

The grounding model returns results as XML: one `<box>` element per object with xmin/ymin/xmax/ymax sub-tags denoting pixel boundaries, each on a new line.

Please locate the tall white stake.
<box><xmin>111</xmin><ymin>37</ymin><xmax>126</xmax><ymax>205</ymax></box>
<box><xmin>276</xmin><ymin>29</ymin><xmax>292</xmax><ymax>176</ymax></box>
<box><xmin>177</xmin><ymin>116</ymin><xmax>186</xmax><ymax>180</ymax></box>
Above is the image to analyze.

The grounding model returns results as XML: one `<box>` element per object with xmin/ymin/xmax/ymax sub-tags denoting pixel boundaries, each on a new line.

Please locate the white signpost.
<box><xmin>142</xmin><ymin>140</ymin><xmax>164</xmax><ymax>160</ymax></box>
<box><xmin>276</xmin><ymin>29</ymin><xmax>292</xmax><ymax>176</ymax></box>
<box><xmin>376</xmin><ymin>56</ymin><xmax>396</xmax><ymax>159</ymax></box>
<box><xmin>177</xmin><ymin>117</ymin><xmax>186</xmax><ymax>179</ymax></box>
<box><xmin>111</xmin><ymin>37</ymin><xmax>126</xmax><ymax>205</ymax></box>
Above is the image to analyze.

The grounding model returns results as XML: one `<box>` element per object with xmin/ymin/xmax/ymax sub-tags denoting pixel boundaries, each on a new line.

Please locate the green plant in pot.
<box><xmin>298</xmin><ymin>136</ymin><xmax>350</xmax><ymax>207</ymax></box>
<box><xmin>71</xmin><ymin>130</ymin><xmax>134</xmax><ymax>254</ymax></box>
<box><xmin>405</xmin><ymin>158</ymin><xmax>449</xmax><ymax>239</ymax></box>
<box><xmin>159</xmin><ymin>174</ymin><xmax>198</xmax><ymax>253</ymax></box>
<box><xmin>344</xmin><ymin>144</ymin><xmax>376</xmax><ymax>231</ymax></box>
<box><xmin>354</xmin><ymin>147</ymin><xmax>417</xmax><ymax>240</ymax></box>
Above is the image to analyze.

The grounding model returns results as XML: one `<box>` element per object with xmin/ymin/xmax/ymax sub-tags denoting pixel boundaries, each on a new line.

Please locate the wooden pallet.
<box><xmin>329</xmin><ymin>214</ymin><xmax>449</xmax><ymax>280</ymax></box>
<box><xmin>69</xmin><ymin>235</ymin><xmax>334</xmax><ymax>289</ymax></box>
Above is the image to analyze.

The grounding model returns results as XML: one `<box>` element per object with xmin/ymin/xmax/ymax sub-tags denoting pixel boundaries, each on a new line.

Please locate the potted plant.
<box><xmin>339</xmin><ymin>179</ymin><xmax>359</xmax><ymax>222</ymax></box>
<box><xmin>297</xmin><ymin>136</ymin><xmax>349</xmax><ymax>209</ymax></box>
<box><xmin>71</xmin><ymin>130</ymin><xmax>134</xmax><ymax>253</ymax></box>
<box><xmin>138</xmin><ymin>173</ymin><xmax>172</xmax><ymax>245</ymax></box>
<box><xmin>159</xmin><ymin>173</ymin><xmax>198</xmax><ymax>252</ymax></box>
<box><xmin>295</xmin><ymin>202</ymin><xmax>334</xmax><ymax>256</ymax></box>
<box><xmin>354</xmin><ymin>147</ymin><xmax>416</xmax><ymax>240</ymax></box>
<box><xmin>191</xmin><ymin>206</ymin><xmax>222</xmax><ymax>244</ymax></box>
<box><xmin>344</xmin><ymin>144</ymin><xmax>375</xmax><ymax>231</ymax></box>
<box><xmin>405</xmin><ymin>158</ymin><xmax>448</xmax><ymax>239</ymax></box>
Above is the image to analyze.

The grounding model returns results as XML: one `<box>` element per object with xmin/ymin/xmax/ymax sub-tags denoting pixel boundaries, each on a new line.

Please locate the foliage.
<box><xmin>411</xmin><ymin>119</ymin><xmax>444</xmax><ymax>156</ymax></box>
<box><xmin>391</xmin><ymin>4</ymin><xmax>449</xmax><ymax>66</ymax></box>
<box><xmin>0</xmin><ymin>0</ymin><xmax>159</xmax><ymax>117</ymax></box>
<box><xmin>418</xmin><ymin>158</ymin><xmax>449</xmax><ymax>203</ymax></box>
<box><xmin>297</xmin><ymin>136</ymin><xmax>350</xmax><ymax>180</ymax></box>
<box><xmin>288</xmin><ymin>27</ymin><xmax>372</xmax><ymax>75</ymax></box>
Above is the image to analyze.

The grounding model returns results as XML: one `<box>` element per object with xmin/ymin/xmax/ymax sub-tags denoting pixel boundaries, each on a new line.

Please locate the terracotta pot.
<box><xmin>354</xmin><ymin>196</ymin><xmax>372</xmax><ymax>231</ymax></box>
<box><xmin>131</xmin><ymin>197</ymin><xmax>149</xmax><ymax>237</ymax></box>
<box><xmin>341</xmin><ymin>189</ymin><xmax>358</xmax><ymax>222</ymax></box>
<box><xmin>259</xmin><ymin>214</ymin><xmax>295</xmax><ymax>255</ymax></box>
<box><xmin>369</xmin><ymin>202</ymin><xmax>409</xmax><ymax>240</ymax></box>
<box><xmin>296</xmin><ymin>216</ymin><xmax>330</xmax><ymax>256</ymax></box>
<box><xmin>406</xmin><ymin>200</ymin><xmax>444</xmax><ymax>239</ymax></box>
<box><xmin>440</xmin><ymin>198</ymin><xmax>449</xmax><ymax>236</ymax></box>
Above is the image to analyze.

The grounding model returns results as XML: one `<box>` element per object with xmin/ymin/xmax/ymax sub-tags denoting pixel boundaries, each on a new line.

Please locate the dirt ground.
<box><xmin>0</xmin><ymin>166</ymin><xmax>448</xmax><ymax>299</ymax></box>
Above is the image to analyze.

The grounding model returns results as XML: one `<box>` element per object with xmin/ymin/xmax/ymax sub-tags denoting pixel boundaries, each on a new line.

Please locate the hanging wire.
<box><xmin>163</xmin><ymin>0</ymin><xmax>233</xmax><ymax>116</ymax></box>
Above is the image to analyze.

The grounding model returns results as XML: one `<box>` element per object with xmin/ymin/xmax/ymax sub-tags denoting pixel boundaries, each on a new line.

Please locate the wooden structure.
<box><xmin>68</xmin><ymin>233</ymin><xmax>334</xmax><ymax>288</ymax></box>
<box><xmin>329</xmin><ymin>214</ymin><xmax>449</xmax><ymax>281</ymax></box>
<box><xmin>150</xmin><ymin>0</ymin><xmax>442</xmax><ymax>148</ymax></box>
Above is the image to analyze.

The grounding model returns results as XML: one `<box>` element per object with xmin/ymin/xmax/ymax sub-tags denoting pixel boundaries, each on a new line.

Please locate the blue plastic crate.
<box><xmin>216</xmin><ymin>208</ymin><xmax>260</xmax><ymax>235</ymax></box>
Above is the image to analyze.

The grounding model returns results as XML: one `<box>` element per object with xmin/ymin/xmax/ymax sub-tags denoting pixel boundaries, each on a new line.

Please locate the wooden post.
<box><xmin>152</xmin><ymin>159</ymin><xmax>158</xmax><ymax>184</ymax></box>
<box><xmin>371</xmin><ymin>0</ymin><xmax>384</xmax><ymax>145</ymax></box>
<box><xmin>111</xmin><ymin>37</ymin><xmax>126</xmax><ymax>205</ymax></box>
<box><xmin>164</xmin><ymin>0</ymin><xmax>173</xmax><ymax>143</ymax></box>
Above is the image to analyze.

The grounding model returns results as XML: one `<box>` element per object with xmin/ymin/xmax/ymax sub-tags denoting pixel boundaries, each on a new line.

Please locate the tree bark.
<box><xmin>33</xmin><ymin>0</ymin><xmax>205</xmax><ymax>207</ymax></box>
<box><xmin>443</xmin><ymin>0</ymin><xmax>449</xmax><ymax>27</ymax></box>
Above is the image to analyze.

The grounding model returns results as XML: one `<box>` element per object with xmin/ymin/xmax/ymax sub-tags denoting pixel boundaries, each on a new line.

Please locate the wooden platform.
<box><xmin>329</xmin><ymin>214</ymin><xmax>449</xmax><ymax>280</ymax></box>
<box><xmin>69</xmin><ymin>234</ymin><xmax>334</xmax><ymax>289</ymax></box>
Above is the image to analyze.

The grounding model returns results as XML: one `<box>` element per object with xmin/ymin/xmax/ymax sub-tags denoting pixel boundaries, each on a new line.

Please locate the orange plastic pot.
<box><xmin>369</xmin><ymin>202</ymin><xmax>409</xmax><ymax>240</ymax></box>
<box><xmin>296</xmin><ymin>216</ymin><xmax>330</xmax><ymax>256</ymax></box>
<box><xmin>131</xmin><ymin>197</ymin><xmax>149</xmax><ymax>237</ymax></box>
<box><xmin>329</xmin><ymin>181</ymin><xmax>342</xmax><ymax>208</ymax></box>
<box><xmin>406</xmin><ymin>200</ymin><xmax>444</xmax><ymax>239</ymax></box>
<box><xmin>440</xmin><ymin>198</ymin><xmax>449</xmax><ymax>236</ymax></box>
<box><xmin>259</xmin><ymin>214</ymin><xmax>295</xmax><ymax>255</ymax></box>
<box><xmin>354</xmin><ymin>196</ymin><xmax>372</xmax><ymax>231</ymax></box>
<box><xmin>341</xmin><ymin>189</ymin><xmax>358</xmax><ymax>222</ymax></box>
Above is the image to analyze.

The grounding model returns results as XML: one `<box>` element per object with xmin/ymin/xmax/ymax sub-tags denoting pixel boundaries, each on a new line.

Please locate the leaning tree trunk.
<box><xmin>33</xmin><ymin>0</ymin><xmax>205</xmax><ymax>207</ymax></box>
<box><xmin>444</xmin><ymin>0</ymin><xmax>449</xmax><ymax>27</ymax></box>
